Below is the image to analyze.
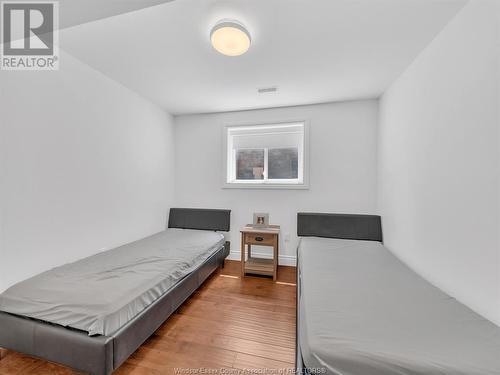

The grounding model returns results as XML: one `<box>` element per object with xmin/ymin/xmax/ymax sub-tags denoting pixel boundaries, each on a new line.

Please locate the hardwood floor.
<box><xmin>0</xmin><ymin>261</ymin><xmax>296</xmax><ymax>375</ymax></box>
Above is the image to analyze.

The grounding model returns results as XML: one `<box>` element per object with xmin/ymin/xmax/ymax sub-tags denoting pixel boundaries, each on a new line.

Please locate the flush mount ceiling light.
<box><xmin>210</xmin><ymin>20</ymin><xmax>251</xmax><ymax>57</ymax></box>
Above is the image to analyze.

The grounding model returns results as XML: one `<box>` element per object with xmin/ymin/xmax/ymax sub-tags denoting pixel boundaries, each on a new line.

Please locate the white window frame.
<box><xmin>223</xmin><ymin>120</ymin><xmax>309</xmax><ymax>189</ymax></box>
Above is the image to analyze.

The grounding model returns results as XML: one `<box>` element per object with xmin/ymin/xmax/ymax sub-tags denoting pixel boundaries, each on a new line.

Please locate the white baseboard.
<box><xmin>227</xmin><ymin>251</ymin><xmax>297</xmax><ymax>267</ymax></box>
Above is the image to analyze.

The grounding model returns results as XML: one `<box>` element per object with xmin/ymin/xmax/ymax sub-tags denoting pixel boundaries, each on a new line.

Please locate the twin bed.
<box><xmin>296</xmin><ymin>213</ymin><xmax>500</xmax><ymax>375</ymax></box>
<box><xmin>0</xmin><ymin>208</ymin><xmax>231</xmax><ymax>375</ymax></box>
<box><xmin>1</xmin><ymin>209</ymin><xmax>500</xmax><ymax>375</ymax></box>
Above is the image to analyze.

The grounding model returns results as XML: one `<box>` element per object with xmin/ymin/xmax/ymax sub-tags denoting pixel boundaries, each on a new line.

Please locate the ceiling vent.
<box><xmin>258</xmin><ymin>86</ymin><xmax>278</xmax><ymax>94</ymax></box>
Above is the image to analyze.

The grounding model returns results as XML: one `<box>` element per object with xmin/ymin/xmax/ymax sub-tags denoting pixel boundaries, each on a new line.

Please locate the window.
<box><xmin>225</xmin><ymin>122</ymin><xmax>307</xmax><ymax>188</ymax></box>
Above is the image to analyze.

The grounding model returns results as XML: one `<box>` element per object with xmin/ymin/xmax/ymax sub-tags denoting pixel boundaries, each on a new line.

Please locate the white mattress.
<box><xmin>298</xmin><ymin>237</ymin><xmax>500</xmax><ymax>375</ymax></box>
<box><xmin>0</xmin><ymin>228</ymin><xmax>225</xmax><ymax>336</ymax></box>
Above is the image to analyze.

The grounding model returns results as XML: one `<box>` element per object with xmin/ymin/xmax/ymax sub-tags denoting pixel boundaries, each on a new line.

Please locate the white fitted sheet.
<box><xmin>298</xmin><ymin>237</ymin><xmax>500</xmax><ymax>375</ymax></box>
<box><xmin>0</xmin><ymin>229</ymin><xmax>224</xmax><ymax>336</ymax></box>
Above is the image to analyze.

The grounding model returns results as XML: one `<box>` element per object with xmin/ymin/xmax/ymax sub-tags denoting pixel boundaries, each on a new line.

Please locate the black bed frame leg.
<box><xmin>221</xmin><ymin>241</ymin><xmax>230</xmax><ymax>269</ymax></box>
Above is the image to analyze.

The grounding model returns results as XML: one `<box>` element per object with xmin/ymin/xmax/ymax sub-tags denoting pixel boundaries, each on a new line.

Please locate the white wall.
<box><xmin>174</xmin><ymin>100</ymin><xmax>379</xmax><ymax>264</ymax></box>
<box><xmin>378</xmin><ymin>0</ymin><xmax>500</xmax><ymax>325</ymax></box>
<box><xmin>0</xmin><ymin>51</ymin><xmax>175</xmax><ymax>292</ymax></box>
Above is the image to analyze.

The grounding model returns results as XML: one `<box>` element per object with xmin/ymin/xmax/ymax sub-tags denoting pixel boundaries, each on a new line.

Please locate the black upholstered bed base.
<box><xmin>0</xmin><ymin>208</ymin><xmax>231</xmax><ymax>375</ymax></box>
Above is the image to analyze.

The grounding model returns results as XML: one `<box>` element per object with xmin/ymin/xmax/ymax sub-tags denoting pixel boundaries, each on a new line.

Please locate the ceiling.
<box><xmin>60</xmin><ymin>0</ymin><xmax>467</xmax><ymax>115</ymax></box>
<box><xmin>58</xmin><ymin>0</ymin><xmax>173</xmax><ymax>29</ymax></box>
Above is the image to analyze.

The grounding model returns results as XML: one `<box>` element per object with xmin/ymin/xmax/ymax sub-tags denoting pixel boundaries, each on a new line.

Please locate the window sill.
<box><xmin>222</xmin><ymin>182</ymin><xmax>309</xmax><ymax>190</ymax></box>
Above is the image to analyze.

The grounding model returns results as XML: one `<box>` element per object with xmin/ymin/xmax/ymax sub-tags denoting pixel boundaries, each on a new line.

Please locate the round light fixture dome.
<box><xmin>210</xmin><ymin>20</ymin><xmax>251</xmax><ymax>57</ymax></box>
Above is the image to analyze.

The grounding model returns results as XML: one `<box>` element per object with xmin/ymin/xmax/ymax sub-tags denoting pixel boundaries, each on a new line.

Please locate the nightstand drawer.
<box><xmin>245</xmin><ymin>233</ymin><xmax>275</xmax><ymax>246</ymax></box>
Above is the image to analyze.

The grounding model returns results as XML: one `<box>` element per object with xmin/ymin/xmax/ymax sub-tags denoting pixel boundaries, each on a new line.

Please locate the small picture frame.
<box><xmin>253</xmin><ymin>213</ymin><xmax>269</xmax><ymax>228</ymax></box>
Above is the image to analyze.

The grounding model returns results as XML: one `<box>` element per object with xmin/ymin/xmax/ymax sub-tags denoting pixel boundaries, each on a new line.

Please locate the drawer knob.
<box><xmin>255</xmin><ymin>236</ymin><xmax>264</xmax><ymax>242</ymax></box>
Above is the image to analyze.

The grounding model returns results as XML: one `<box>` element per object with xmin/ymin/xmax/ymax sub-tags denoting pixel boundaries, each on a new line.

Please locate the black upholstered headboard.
<box><xmin>297</xmin><ymin>212</ymin><xmax>382</xmax><ymax>242</ymax></box>
<box><xmin>168</xmin><ymin>208</ymin><xmax>231</xmax><ymax>232</ymax></box>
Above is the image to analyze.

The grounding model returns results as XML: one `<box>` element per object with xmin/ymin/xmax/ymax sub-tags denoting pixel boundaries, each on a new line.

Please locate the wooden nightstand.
<box><xmin>240</xmin><ymin>225</ymin><xmax>280</xmax><ymax>280</ymax></box>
